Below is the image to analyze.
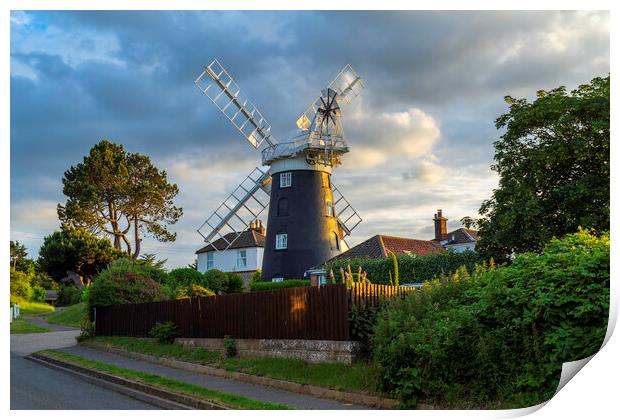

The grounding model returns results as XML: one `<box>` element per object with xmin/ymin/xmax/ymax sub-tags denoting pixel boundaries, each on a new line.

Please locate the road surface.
<box><xmin>10</xmin><ymin>352</ymin><xmax>157</xmax><ymax>409</ymax></box>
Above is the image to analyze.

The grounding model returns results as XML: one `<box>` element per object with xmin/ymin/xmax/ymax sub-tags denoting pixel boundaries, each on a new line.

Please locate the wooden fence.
<box><xmin>95</xmin><ymin>283</ymin><xmax>416</xmax><ymax>341</ymax></box>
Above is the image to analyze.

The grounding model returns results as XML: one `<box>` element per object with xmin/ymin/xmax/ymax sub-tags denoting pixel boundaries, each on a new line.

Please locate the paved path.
<box><xmin>10</xmin><ymin>353</ymin><xmax>157</xmax><ymax>409</ymax></box>
<box><xmin>11</xmin><ymin>330</ymin><xmax>81</xmax><ymax>356</ymax></box>
<box><xmin>28</xmin><ymin>315</ymin><xmax>78</xmax><ymax>332</ymax></box>
<box><xmin>62</xmin><ymin>345</ymin><xmax>367</xmax><ymax>410</ymax></box>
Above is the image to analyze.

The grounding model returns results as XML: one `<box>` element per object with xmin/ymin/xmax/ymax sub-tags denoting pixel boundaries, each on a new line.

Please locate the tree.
<box><xmin>58</xmin><ymin>139</ymin><xmax>183</xmax><ymax>259</ymax></box>
<box><xmin>10</xmin><ymin>240</ymin><xmax>30</xmax><ymax>272</ymax></box>
<box><xmin>464</xmin><ymin>76</ymin><xmax>609</xmax><ymax>261</ymax></box>
<box><xmin>38</xmin><ymin>225</ymin><xmax>126</xmax><ymax>282</ymax></box>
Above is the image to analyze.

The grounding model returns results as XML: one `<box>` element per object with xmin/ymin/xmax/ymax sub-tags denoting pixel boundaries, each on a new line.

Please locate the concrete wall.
<box><xmin>177</xmin><ymin>338</ymin><xmax>361</xmax><ymax>364</ymax></box>
<box><xmin>197</xmin><ymin>247</ymin><xmax>263</xmax><ymax>273</ymax></box>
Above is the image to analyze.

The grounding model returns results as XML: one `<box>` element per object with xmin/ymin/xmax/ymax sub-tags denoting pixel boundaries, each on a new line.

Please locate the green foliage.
<box><xmin>11</xmin><ymin>319</ymin><xmax>51</xmax><ymax>334</ymax></box>
<box><xmin>10</xmin><ymin>269</ymin><xmax>32</xmax><ymax>300</ymax></box>
<box><xmin>77</xmin><ymin>314</ymin><xmax>96</xmax><ymax>342</ymax></box>
<box><xmin>466</xmin><ymin>76</ymin><xmax>610</xmax><ymax>261</ymax></box>
<box><xmin>45</xmin><ymin>302</ymin><xmax>87</xmax><ymax>328</ymax></box>
<box><xmin>58</xmin><ymin>139</ymin><xmax>183</xmax><ymax>259</ymax></box>
<box><xmin>38</xmin><ymin>225</ymin><xmax>126</xmax><ymax>281</ymax></box>
<box><xmin>224</xmin><ymin>272</ymin><xmax>244</xmax><ymax>294</ymax></box>
<box><xmin>326</xmin><ymin>250</ymin><xmax>481</xmax><ymax>285</ymax></box>
<box><xmin>135</xmin><ymin>254</ymin><xmax>169</xmax><ymax>284</ymax></box>
<box><xmin>150</xmin><ymin>321</ymin><xmax>180</xmax><ymax>344</ymax></box>
<box><xmin>249</xmin><ymin>279</ymin><xmax>310</xmax><ymax>292</ymax></box>
<box><xmin>250</xmin><ymin>270</ymin><xmax>262</xmax><ymax>283</ymax></box>
<box><xmin>57</xmin><ymin>284</ymin><xmax>82</xmax><ymax>306</ymax></box>
<box><xmin>31</xmin><ymin>285</ymin><xmax>47</xmax><ymax>303</ymax></box>
<box><xmin>203</xmin><ymin>269</ymin><xmax>229</xmax><ymax>294</ymax></box>
<box><xmin>88</xmin><ymin>258</ymin><xmax>167</xmax><ymax>317</ymax></box>
<box><xmin>168</xmin><ymin>267</ymin><xmax>206</xmax><ymax>289</ymax></box>
<box><xmin>30</xmin><ymin>272</ymin><xmax>59</xmax><ymax>290</ymax></box>
<box><xmin>348</xmin><ymin>304</ymin><xmax>381</xmax><ymax>359</ymax></box>
<box><xmin>223</xmin><ymin>335</ymin><xmax>238</xmax><ymax>358</ymax></box>
<box><xmin>372</xmin><ymin>230</ymin><xmax>609</xmax><ymax>408</ymax></box>
<box><xmin>176</xmin><ymin>284</ymin><xmax>215</xmax><ymax>299</ymax></box>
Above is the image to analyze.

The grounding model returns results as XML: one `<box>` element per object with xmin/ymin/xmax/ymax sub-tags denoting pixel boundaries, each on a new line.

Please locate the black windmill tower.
<box><xmin>194</xmin><ymin>59</ymin><xmax>364</xmax><ymax>281</ymax></box>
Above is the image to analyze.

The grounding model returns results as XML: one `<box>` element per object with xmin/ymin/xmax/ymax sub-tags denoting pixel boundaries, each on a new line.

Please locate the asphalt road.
<box><xmin>10</xmin><ymin>352</ymin><xmax>157</xmax><ymax>410</ymax></box>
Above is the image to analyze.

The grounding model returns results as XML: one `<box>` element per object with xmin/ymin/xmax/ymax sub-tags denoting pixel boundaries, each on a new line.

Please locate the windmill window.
<box><xmin>280</xmin><ymin>172</ymin><xmax>292</xmax><ymax>188</ymax></box>
<box><xmin>275</xmin><ymin>233</ymin><xmax>288</xmax><ymax>250</ymax></box>
<box><xmin>206</xmin><ymin>253</ymin><xmax>214</xmax><ymax>269</ymax></box>
<box><xmin>326</xmin><ymin>199</ymin><xmax>334</xmax><ymax>217</ymax></box>
<box><xmin>330</xmin><ymin>232</ymin><xmax>340</xmax><ymax>250</ymax></box>
<box><xmin>277</xmin><ymin>197</ymin><xmax>289</xmax><ymax>216</ymax></box>
<box><xmin>236</xmin><ymin>250</ymin><xmax>247</xmax><ymax>268</ymax></box>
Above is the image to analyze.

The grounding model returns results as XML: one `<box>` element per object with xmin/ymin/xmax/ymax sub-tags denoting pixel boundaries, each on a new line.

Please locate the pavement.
<box><xmin>61</xmin><ymin>345</ymin><xmax>368</xmax><ymax>409</ymax></box>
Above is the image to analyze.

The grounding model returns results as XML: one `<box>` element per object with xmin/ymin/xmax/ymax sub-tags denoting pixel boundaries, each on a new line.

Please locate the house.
<box><xmin>45</xmin><ymin>290</ymin><xmax>58</xmax><ymax>306</ymax></box>
<box><xmin>432</xmin><ymin>209</ymin><xmax>479</xmax><ymax>252</ymax></box>
<box><xmin>196</xmin><ymin>220</ymin><xmax>265</xmax><ymax>284</ymax></box>
<box><xmin>307</xmin><ymin>209</ymin><xmax>479</xmax><ymax>285</ymax></box>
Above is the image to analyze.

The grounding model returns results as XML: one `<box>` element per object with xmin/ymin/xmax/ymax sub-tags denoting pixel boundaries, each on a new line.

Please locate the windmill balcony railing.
<box><xmin>261</xmin><ymin>132</ymin><xmax>349</xmax><ymax>165</ymax></box>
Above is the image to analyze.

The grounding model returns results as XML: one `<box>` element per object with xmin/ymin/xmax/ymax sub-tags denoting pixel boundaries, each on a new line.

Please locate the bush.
<box><xmin>326</xmin><ymin>250</ymin><xmax>481</xmax><ymax>285</ymax></box>
<box><xmin>57</xmin><ymin>284</ymin><xmax>82</xmax><ymax>306</ymax></box>
<box><xmin>167</xmin><ymin>267</ymin><xmax>206</xmax><ymax>290</ymax></box>
<box><xmin>176</xmin><ymin>284</ymin><xmax>216</xmax><ymax>299</ymax></box>
<box><xmin>32</xmin><ymin>285</ymin><xmax>47</xmax><ymax>303</ymax></box>
<box><xmin>10</xmin><ymin>269</ymin><xmax>32</xmax><ymax>300</ymax></box>
<box><xmin>150</xmin><ymin>321</ymin><xmax>180</xmax><ymax>344</ymax></box>
<box><xmin>223</xmin><ymin>335</ymin><xmax>237</xmax><ymax>358</ymax></box>
<box><xmin>348</xmin><ymin>304</ymin><xmax>382</xmax><ymax>359</ymax></box>
<box><xmin>249</xmin><ymin>279</ymin><xmax>310</xmax><ymax>292</ymax></box>
<box><xmin>372</xmin><ymin>230</ymin><xmax>610</xmax><ymax>408</ymax></box>
<box><xmin>225</xmin><ymin>272</ymin><xmax>244</xmax><ymax>294</ymax></box>
<box><xmin>77</xmin><ymin>314</ymin><xmax>95</xmax><ymax>342</ymax></box>
<box><xmin>88</xmin><ymin>258</ymin><xmax>167</xmax><ymax>318</ymax></box>
<box><xmin>203</xmin><ymin>269</ymin><xmax>228</xmax><ymax>294</ymax></box>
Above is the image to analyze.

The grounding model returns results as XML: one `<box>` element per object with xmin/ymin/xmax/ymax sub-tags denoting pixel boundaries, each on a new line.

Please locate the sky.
<box><xmin>9</xmin><ymin>10</ymin><xmax>610</xmax><ymax>269</ymax></box>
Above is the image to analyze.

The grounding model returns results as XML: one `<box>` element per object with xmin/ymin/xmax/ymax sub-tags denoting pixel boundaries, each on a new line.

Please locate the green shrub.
<box><xmin>57</xmin><ymin>284</ymin><xmax>82</xmax><ymax>306</ymax></box>
<box><xmin>77</xmin><ymin>314</ymin><xmax>95</xmax><ymax>342</ymax></box>
<box><xmin>348</xmin><ymin>304</ymin><xmax>381</xmax><ymax>359</ymax></box>
<box><xmin>249</xmin><ymin>279</ymin><xmax>310</xmax><ymax>292</ymax></box>
<box><xmin>225</xmin><ymin>272</ymin><xmax>244</xmax><ymax>294</ymax></box>
<box><xmin>203</xmin><ymin>269</ymin><xmax>228</xmax><ymax>294</ymax></box>
<box><xmin>326</xmin><ymin>250</ymin><xmax>481</xmax><ymax>285</ymax></box>
<box><xmin>150</xmin><ymin>321</ymin><xmax>180</xmax><ymax>344</ymax></box>
<box><xmin>176</xmin><ymin>284</ymin><xmax>215</xmax><ymax>299</ymax></box>
<box><xmin>372</xmin><ymin>229</ymin><xmax>610</xmax><ymax>408</ymax></box>
<box><xmin>167</xmin><ymin>267</ymin><xmax>206</xmax><ymax>290</ymax></box>
<box><xmin>32</xmin><ymin>285</ymin><xmax>47</xmax><ymax>303</ymax></box>
<box><xmin>223</xmin><ymin>335</ymin><xmax>237</xmax><ymax>358</ymax></box>
<box><xmin>10</xmin><ymin>269</ymin><xmax>32</xmax><ymax>300</ymax></box>
<box><xmin>250</xmin><ymin>270</ymin><xmax>262</xmax><ymax>284</ymax></box>
<box><xmin>88</xmin><ymin>258</ymin><xmax>167</xmax><ymax>319</ymax></box>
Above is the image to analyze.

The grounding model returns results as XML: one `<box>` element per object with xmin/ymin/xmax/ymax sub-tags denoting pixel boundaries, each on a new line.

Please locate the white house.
<box><xmin>196</xmin><ymin>221</ymin><xmax>265</xmax><ymax>284</ymax></box>
<box><xmin>433</xmin><ymin>209</ymin><xmax>479</xmax><ymax>252</ymax></box>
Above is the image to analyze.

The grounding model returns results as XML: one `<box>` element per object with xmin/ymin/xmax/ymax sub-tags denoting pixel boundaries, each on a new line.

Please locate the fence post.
<box><xmin>16</xmin><ymin>304</ymin><xmax>20</xmax><ymax>318</ymax></box>
<box><xmin>10</xmin><ymin>306</ymin><xmax>13</xmax><ymax>323</ymax></box>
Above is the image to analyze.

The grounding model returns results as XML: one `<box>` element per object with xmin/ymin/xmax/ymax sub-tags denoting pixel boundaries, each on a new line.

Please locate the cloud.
<box><xmin>9</xmin><ymin>11</ymin><xmax>609</xmax><ymax>268</ymax></box>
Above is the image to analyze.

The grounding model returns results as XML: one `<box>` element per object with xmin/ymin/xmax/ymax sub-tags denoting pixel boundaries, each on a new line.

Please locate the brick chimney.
<box><xmin>433</xmin><ymin>209</ymin><xmax>447</xmax><ymax>241</ymax></box>
<box><xmin>250</xmin><ymin>219</ymin><xmax>265</xmax><ymax>236</ymax></box>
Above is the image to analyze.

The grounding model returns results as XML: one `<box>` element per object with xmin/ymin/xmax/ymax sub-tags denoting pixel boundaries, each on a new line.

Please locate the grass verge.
<box><xmin>88</xmin><ymin>336</ymin><xmax>380</xmax><ymax>395</ymax></box>
<box><xmin>43</xmin><ymin>302</ymin><xmax>86</xmax><ymax>327</ymax></box>
<box><xmin>11</xmin><ymin>319</ymin><xmax>51</xmax><ymax>334</ymax></box>
<box><xmin>11</xmin><ymin>299</ymin><xmax>55</xmax><ymax>316</ymax></box>
<box><xmin>37</xmin><ymin>349</ymin><xmax>291</xmax><ymax>410</ymax></box>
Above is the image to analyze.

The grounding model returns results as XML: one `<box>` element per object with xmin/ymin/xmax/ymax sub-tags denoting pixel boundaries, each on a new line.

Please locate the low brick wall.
<box><xmin>177</xmin><ymin>338</ymin><xmax>361</xmax><ymax>364</ymax></box>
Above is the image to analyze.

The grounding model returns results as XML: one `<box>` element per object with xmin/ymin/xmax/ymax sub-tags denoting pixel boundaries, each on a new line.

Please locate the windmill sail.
<box><xmin>195</xmin><ymin>59</ymin><xmax>278</xmax><ymax>149</ymax></box>
<box><xmin>197</xmin><ymin>167</ymin><xmax>272</xmax><ymax>251</ymax></box>
<box><xmin>332</xmin><ymin>183</ymin><xmax>362</xmax><ymax>238</ymax></box>
<box><xmin>296</xmin><ymin>64</ymin><xmax>364</xmax><ymax>131</ymax></box>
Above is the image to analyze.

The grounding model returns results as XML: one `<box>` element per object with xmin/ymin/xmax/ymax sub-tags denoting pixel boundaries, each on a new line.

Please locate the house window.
<box><xmin>272</xmin><ymin>277</ymin><xmax>284</xmax><ymax>283</ymax></box>
<box><xmin>206</xmin><ymin>252</ymin><xmax>214</xmax><ymax>269</ymax></box>
<box><xmin>280</xmin><ymin>172</ymin><xmax>291</xmax><ymax>188</ymax></box>
<box><xmin>236</xmin><ymin>250</ymin><xmax>247</xmax><ymax>268</ymax></box>
<box><xmin>277</xmin><ymin>197</ymin><xmax>289</xmax><ymax>216</ymax></box>
<box><xmin>275</xmin><ymin>233</ymin><xmax>288</xmax><ymax>250</ymax></box>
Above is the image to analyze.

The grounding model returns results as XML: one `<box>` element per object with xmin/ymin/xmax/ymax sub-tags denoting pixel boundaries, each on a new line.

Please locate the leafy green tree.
<box><xmin>58</xmin><ymin>139</ymin><xmax>183</xmax><ymax>259</ymax></box>
<box><xmin>10</xmin><ymin>269</ymin><xmax>32</xmax><ymax>300</ymax></box>
<box><xmin>10</xmin><ymin>240</ymin><xmax>35</xmax><ymax>273</ymax></box>
<box><xmin>38</xmin><ymin>225</ymin><xmax>126</xmax><ymax>282</ymax></box>
<box><xmin>464</xmin><ymin>76</ymin><xmax>610</xmax><ymax>261</ymax></box>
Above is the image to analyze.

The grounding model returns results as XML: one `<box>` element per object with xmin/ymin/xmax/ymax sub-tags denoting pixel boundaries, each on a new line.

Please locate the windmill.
<box><xmin>194</xmin><ymin>59</ymin><xmax>364</xmax><ymax>281</ymax></box>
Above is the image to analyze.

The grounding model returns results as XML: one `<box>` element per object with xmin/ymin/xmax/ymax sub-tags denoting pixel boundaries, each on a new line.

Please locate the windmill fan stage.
<box><xmin>194</xmin><ymin>59</ymin><xmax>364</xmax><ymax>281</ymax></box>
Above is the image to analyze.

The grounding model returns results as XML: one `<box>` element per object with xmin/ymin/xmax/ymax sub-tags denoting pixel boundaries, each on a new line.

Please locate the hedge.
<box><xmin>372</xmin><ymin>229</ymin><xmax>610</xmax><ymax>408</ymax></box>
<box><xmin>249</xmin><ymin>280</ymin><xmax>310</xmax><ymax>292</ymax></box>
<box><xmin>325</xmin><ymin>250</ymin><xmax>482</xmax><ymax>285</ymax></box>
